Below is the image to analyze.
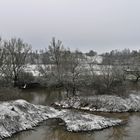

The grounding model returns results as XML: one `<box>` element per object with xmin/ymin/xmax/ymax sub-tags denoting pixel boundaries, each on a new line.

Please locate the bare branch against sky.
<box><xmin>0</xmin><ymin>0</ymin><xmax>140</xmax><ymax>53</ymax></box>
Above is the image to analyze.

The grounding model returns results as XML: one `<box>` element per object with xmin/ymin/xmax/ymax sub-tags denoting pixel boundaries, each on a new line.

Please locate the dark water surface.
<box><xmin>4</xmin><ymin>89</ymin><xmax>140</xmax><ymax>140</ymax></box>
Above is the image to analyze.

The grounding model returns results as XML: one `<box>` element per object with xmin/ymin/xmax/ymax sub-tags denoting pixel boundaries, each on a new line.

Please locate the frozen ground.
<box><xmin>54</xmin><ymin>94</ymin><xmax>140</xmax><ymax>112</ymax></box>
<box><xmin>0</xmin><ymin>100</ymin><xmax>122</xmax><ymax>139</ymax></box>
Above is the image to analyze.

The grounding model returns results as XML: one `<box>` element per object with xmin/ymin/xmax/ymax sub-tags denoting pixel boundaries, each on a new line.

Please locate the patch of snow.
<box><xmin>0</xmin><ymin>100</ymin><xmax>122</xmax><ymax>139</ymax></box>
<box><xmin>25</xmin><ymin>64</ymin><xmax>40</xmax><ymax>77</ymax></box>
<box><xmin>85</xmin><ymin>55</ymin><xmax>103</xmax><ymax>64</ymax></box>
<box><xmin>58</xmin><ymin>110</ymin><xmax>122</xmax><ymax>132</ymax></box>
<box><xmin>54</xmin><ymin>94</ymin><xmax>140</xmax><ymax>112</ymax></box>
<box><xmin>0</xmin><ymin>100</ymin><xmax>58</xmax><ymax>139</ymax></box>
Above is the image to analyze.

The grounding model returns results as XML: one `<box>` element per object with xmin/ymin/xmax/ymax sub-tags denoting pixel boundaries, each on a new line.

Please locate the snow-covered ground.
<box><xmin>0</xmin><ymin>100</ymin><xmax>122</xmax><ymax>139</ymax></box>
<box><xmin>0</xmin><ymin>100</ymin><xmax>59</xmax><ymax>139</ymax></box>
<box><xmin>25</xmin><ymin>64</ymin><xmax>40</xmax><ymax>77</ymax></box>
<box><xmin>54</xmin><ymin>94</ymin><xmax>140</xmax><ymax>112</ymax></box>
<box><xmin>24</xmin><ymin>64</ymin><xmax>107</xmax><ymax>77</ymax></box>
<box><xmin>57</xmin><ymin>110</ymin><xmax>122</xmax><ymax>132</ymax></box>
<box><xmin>84</xmin><ymin>55</ymin><xmax>103</xmax><ymax>64</ymax></box>
<box><xmin>24</xmin><ymin>55</ymin><xmax>103</xmax><ymax>77</ymax></box>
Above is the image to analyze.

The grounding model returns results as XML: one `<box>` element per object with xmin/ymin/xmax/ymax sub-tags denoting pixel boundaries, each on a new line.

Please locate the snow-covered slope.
<box><xmin>54</xmin><ymin>94</ymin><xmax>140</xmax><ymax>112</ymax></box>
<box><xmin>0</xmin><ymin>100</ymin><xmax>59</xmax><ymax>139</ymax></box>
<box><xmin>0</xmin><ymin>100</ymin><xmax>122</xmax><ymax>139</ymax></box>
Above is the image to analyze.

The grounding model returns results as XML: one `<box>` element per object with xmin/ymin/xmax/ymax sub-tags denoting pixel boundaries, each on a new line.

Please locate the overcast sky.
<box><xmin>0</xmin><ymin>0</ymin><xmax>140</xmax><ymax>53</ymax></box>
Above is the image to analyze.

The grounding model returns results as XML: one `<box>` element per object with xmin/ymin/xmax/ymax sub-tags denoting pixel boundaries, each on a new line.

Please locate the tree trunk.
<box><xmin>135</xmin><ymin>76</ymin><xmax>140</xmax><ymax>83</ymax></box>
<box><xmin>13</xmin><ymin>75</ymin><xmax>18</xmax><ymax>87</ymax></box>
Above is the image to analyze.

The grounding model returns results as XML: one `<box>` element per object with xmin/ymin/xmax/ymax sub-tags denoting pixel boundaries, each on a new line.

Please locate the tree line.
<box><xmin>0</xmin><ymin>37</ymin><xmax>140</xmax><ymax>97</ymax></box>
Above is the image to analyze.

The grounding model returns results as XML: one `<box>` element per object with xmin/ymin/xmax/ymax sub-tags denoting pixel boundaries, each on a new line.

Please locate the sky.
<box><xmin>0</xmin><ymin>0</ymin><xmax>140</xmax><ymax>53</ymax></box>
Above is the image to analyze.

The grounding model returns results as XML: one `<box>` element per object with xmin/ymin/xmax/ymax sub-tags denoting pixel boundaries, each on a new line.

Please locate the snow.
<box><xmin>0</xmin><ymin>100</ymin><xmax>122</xmax><ymax>139</ymax></box>
<box><xmin>24</xmin><ymin>57</ymin><xmax>103</xmax><ymax>77</ymax></box>
<box><xmin>54</xmin><ymin>94</ymin><xmax>140</xmax><ymax>112</ymax></box>
<box><xmin>0</xmin><ymin>100</ymin><xmax>59</xmax><ymax>139</ymax></box>
<box><xmin>57</xmin><ymin>110</ymin><xmax>122</xmax><ymax>132</ymax></box>
<box><xmin>25</xmin><ymin>64</ymin><xmax>40</xmax><ymax>77</ymax></box>
<box><xmin>85</xmin><ymin>55</ymin><xmax>103</xmax><ymax>64</ymax></box>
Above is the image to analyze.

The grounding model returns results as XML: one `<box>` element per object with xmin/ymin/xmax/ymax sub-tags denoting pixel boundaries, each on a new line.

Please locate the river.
<box><xmin>3</xmin><ymin>89</ymin><xmax>140</xmax><ymax>140</ymax></box>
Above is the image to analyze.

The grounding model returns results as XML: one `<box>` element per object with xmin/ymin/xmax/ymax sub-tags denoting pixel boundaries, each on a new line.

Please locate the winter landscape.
<box><xmin>1</xmin><ymin>0</ymin><xmax>140</xmax><ymax>140</ymax></box>
<box><xmin>0</xmin><ymin>37</ymin><xmax>140</xmax><ymax>140</ymax></box>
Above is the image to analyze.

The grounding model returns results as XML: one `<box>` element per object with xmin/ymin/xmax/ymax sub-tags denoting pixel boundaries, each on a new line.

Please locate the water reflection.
<box><xmin>8</xmin><ymin>120</ymin><xmax>95</xmax><ymax>140</ymax></box>
<box><xmin>42</xmin><ymin>119</ymin><xmax>95</xmax><ymax>140</ymax></box>
<box><xmin>7</xmin><ymin>130</ymin><xmax>33</xmax><ymax>140</ymax></box>
<box><xmin>106</xmin><ymin>126</ymin><xmax>129</xmax><ymax>140</ymax></box>
<box><xmin>20</xmin><ymin>89</ymin><xmax>67</xmax><ymax>105</ymax></box>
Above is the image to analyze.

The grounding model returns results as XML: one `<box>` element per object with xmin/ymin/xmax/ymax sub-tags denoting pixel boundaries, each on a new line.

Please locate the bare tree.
<box><xmin>87</xmin><ymin>63</ymin><xmax>127</xmax><ymax>95</ymax></box>
<box><xmin>63</xmin><ymin>50</ymin><xmax>85</xmax><ymax>96</ymax></box>
<box><xmin>37</xmin><ymin>38</ymin><xmax>66</xmax><ymax>87</ymax></box>
<box><xmin>0</xmin><ymin>39</ymin><xmax>6</xmax><ymax>82</ymax></box>
<box><xmin>38</xmin><ymin>39</ymin><xmax>85</xmax><ymax>96</ymax></box>
<box><xmin>3</xmin><ymin>38</ymin><xmax>31</xmax><ymax>86</ymax></box>
<box><xmin>48</xmin><ymin>37</ymin><xmax>66</xmax><ymax>85</ymax></box>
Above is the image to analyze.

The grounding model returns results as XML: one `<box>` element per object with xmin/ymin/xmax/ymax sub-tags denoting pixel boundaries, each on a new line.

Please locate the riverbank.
<box><xmin>54</xmin><ymin>93</ymin><xmax>140</xmax><ymax>112</ymax></box>
<box><xmin>0</xmin><ymin>100</ymin><xmax>122</xmax><ymax>139</ymax></box>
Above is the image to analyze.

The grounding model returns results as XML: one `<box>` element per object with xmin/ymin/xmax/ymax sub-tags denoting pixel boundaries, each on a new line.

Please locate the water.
<box><xmin>3</xmin><ymin>89</ymin><xmax>140</xmax><ymax>140</ymax></box>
